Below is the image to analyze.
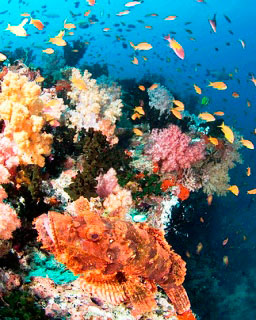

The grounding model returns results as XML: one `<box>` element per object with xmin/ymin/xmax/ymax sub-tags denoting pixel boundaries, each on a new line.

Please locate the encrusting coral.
<box><xmin>0</xmin><ymin>71</ymin><xmax>53</xmax><ymax>167</ymax></box>
<box><xmin>34</xmin><ymin>196</ymin><xmax>191</xmax><ymax>317</ymax></box>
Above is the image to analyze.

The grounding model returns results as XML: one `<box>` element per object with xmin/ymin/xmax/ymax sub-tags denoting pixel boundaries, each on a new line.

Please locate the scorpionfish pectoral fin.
<box><xmin>80</xmin><ymin>273</ymin><xmax>157</xmax><ymax>316</ymax></box>
<box><xmin>162</xmin><ymin>284</ymin><xmax>191</xmax><ymax>314</ymax></box>
<box><xmin>122</xmin><ymin>276</ymin><xmax>157</xmax><ymax>316</ymax></box>
<box><xmin>79</xmin><ymin>275</ymin><xmax>127</xmax><ymax>305</ymax></box>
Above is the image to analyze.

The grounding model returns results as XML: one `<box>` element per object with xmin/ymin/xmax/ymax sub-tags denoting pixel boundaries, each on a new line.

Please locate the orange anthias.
<box><xmin>34</xmin><ymin>197</ymin><xmax>191</xmax><ymax>317</ymax></box>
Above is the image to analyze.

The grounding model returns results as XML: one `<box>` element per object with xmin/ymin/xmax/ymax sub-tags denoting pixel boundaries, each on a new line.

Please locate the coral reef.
<box><xmin>0</xmin><ymin>63</ymin><xmax>244</xmax><ymax>320</ymax></box>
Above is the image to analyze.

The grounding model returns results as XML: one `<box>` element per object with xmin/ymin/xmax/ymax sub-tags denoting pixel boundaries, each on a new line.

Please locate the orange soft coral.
<box><xmin>0</xmin><ymin>71</ymin><xmax>52</xmax><ymax>167</ymax></box>
<box><xmin>34</xmin><ymin>208</ymin><xmax>191</xmax><ymax>316</ymax></box>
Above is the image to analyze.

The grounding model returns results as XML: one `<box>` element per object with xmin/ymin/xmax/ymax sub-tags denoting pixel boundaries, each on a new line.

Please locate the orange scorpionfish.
<box><xmin>34</xmin><ymin>201</ymin><xmax>191</xmax><ymax>317</ymax></box>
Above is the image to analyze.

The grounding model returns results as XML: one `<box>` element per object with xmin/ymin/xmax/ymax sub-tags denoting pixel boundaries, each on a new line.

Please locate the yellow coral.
<box><xmin>0</xmin><ymin>71</ymin><xmax>52</xmax><ymax>167</ymax></box>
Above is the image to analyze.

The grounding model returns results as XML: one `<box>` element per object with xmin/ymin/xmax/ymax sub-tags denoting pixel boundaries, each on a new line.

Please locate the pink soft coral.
<box><xmin>0</xmin><ymin>186</ymin><xmax>21</xmax><ymax>240</ymax></box>
<box><xmin>146</xmin><ymin>125</ymin><xmax>205</xmax><ymax>172</ymax></box>
<box><xmin>0</xmin><ymin>132</ymin><xmax>19</xmax><ymax>183</ymax></box>
<box><xmin>95</xmin><ymin>168</ymin><xmax>118</xmax><ymax>198</ymax></box>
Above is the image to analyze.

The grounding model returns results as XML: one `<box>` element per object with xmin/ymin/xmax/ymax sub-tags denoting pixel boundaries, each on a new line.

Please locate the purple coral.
<box><xmin>145</xmin><ymin>125</ymin><xmax>205</xmax><ymax>173</ymax></box>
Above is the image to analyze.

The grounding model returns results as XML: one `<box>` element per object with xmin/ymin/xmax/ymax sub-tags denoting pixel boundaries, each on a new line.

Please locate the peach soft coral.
<box><xmin>34</xmin><ymin>199</ymin><xmax>191</xmax><ymax>317</ymax></box>
<box><xmin>0</xmin><ymin>71</ymin><xmax>52</xmax><ymax>167</ymax></box>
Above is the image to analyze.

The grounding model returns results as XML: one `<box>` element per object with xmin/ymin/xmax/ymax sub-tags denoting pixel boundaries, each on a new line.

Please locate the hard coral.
<box><xmin>0</xmin><ymin>71</ymin><xmax>52</xmax><ymax>167</ymax></box>
<box><xmin>146</xmin><ymin>125</ymin><xmax>205</xmax><ymax>173</ymax></box>
<box><xmin>34</xmin><ymin>207</ymin><xmax>191</xmax><ymax>316</ymax></box>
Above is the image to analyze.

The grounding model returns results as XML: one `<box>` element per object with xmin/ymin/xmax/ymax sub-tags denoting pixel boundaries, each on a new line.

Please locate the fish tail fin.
<box><xmin>20</xmin><ymin>18</ymin><xmax>28</xmax><ymax>27</ymax></box>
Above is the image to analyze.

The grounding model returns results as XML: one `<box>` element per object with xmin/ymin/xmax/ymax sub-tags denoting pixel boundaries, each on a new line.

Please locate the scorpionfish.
<box><xmin>34</xmin><ymin>205</ymin><xmax>191</xmax><ymax>316</ymax></box>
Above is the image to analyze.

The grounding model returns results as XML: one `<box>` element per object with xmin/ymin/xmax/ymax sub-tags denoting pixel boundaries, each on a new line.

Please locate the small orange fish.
<box><xmin>35</xmin><ymin>76</ymin><xmax>44</xmax><ymax>83</ymax></box>
<box><xmin>247</xmin><ymin>100</ymin><xmax>251</xmax><ymax>107</ymax></box>
<box><xmin>84</xmin><ymin>10</ymin><xmax>91</xmax><ymax>16</ymax></box>
<box><xmin>208</xmin><ymin>136</ymin><xmax>218</xmax><ymax>146</ymax></box>
<box><xmin>6</xmin><ymin>18</ymin><xmax>28</xmax><ymax>37</ymax></box>
<box><xmin>130</xmin><ymin>42</ymin><xmax>152</xmax><ymax>50</ymax></box>
<box><xmin>116</xmin><ymin>10</ymin><xmax>130</xmax><ymax>16</ymax></box>
<box><xmin>222</xmin><ymin>238</ymin><xmax>229</xmax><ymax>246</ymax></box>
<box><xmin>64</xmin><ymin>20</ymin><xmax>76</xmax><ymax>30</ymax></box>
<box><xmin>49</xmin><ymin>36</ymin><xmax>66</xmax><ymax>46</ymax></box>
<box><xmin>132</xmin><ymin>56</ymin><xmax>138</xmax><ymax>65</ymax></box>
<box><xmin>138</xmin><ymin>85</ymin><xmax>145</xmax><ymax>91</ymax></box>
<box><xmin>30</xmin><ymin>18</ymin><xmax>44</xmax><ymax>30</ymax></box>
<box><xmin>164</xmin><ymin>15</ymin><xmax>177</xmax><ymax>21</ymax></box>
<box><xmin>125</xmin><ymin>1</ymin><xmax>141</xmax><ymax>7</ymax></box>
<box><xmin>142</xmin><ymin>56</ymin><xmax>148</xmax><ymax>61</ymax></box>
<box><xmin>227</xmin><ymin>185</ymin><xmax>239</xmax><ymax>196</ymax></box>
<box><xmin>194</xmin><ymin>84</ymin><xmax>202</xmax><ymax>94</ymax></box>
<box><xmin>207</xmin><ymin>194</ymin><xmax>213</xmax><ymax>206</ymax></box>
<box><xmin>241</xmin><ymin>139</ymin><xmax>254</xmax><ymax>149</ymax></box>
<box><xmin>71</xmin><ymin>78</ymin><xmax>87</xmax><ymax>91</ymax></box>
<box><xmin>164</xmin><ymin>35</ymin><xmax>184</xmax><ymax>59</ymax></box>
<box><xmin>219</xmin><ymin>122</ymin><xmax>234</xmax><ymax>143</ymax></box>
<box><xmin>173</xmin><ymin>100</ymin><xmax>184</xmax><ymax>110</ymax></box>
<box><xmin>247</xmin><ymin>189</ymin><xmax>256</xmax><ymax>194</ymax></box>
<box><xmin>214</xmin><ymin>111</ymin><xmax>224</xmax><ymax>116</ymax></box>
<box><xmin>198</xmin><ymin>112</ymin><xmax>216</xmax><ymax>122</ymax></box>
<box><xmin>145</xmin><ymin>25</ymin><xmax>152</xmax><ymax>29</ymax></box>
<box><xmin>232</xmin><ymin>92</ymin><xmax>240</xmax><ymax>98</ymax></box>
<box><xmin>134</xmin><ymin>106</ymin><xmax>145</xmax><ymax>115</ymax></box>
<box><xmin>196</xmin><ymin>242</ymin><xmax>203</xmax><ymax>254</ymax></box>
<box><xmin>208</xmin><ymin>81</ymin><xmax>227</xmax><ymax>90</ymax></box>
<box><xmin>21</xmin><ymin>12</ymin><xmax>30</xmax><ymax>17</ymax></box>
<box><xmin>103</xmin><ymin>28</ymin><xmax>110</xmax><ymax>31</ymax></box>
<box><xmin>200</xmin><ymin>217</ymin><xmax>204</xmax><ymax>223</ymax></box>
<box><xmin>250</xmin><ymin>75</ymin><xmax>256</xmax><ymax>86</ymax></box>
<box><xmin>171</xmin><ymin>108</ymin><xmax>182</xmax><ymax>119</ymax></box>
<box><xmin>86</xmin><ymin>0</ymin><xmax>95</xmax><ymax>5</ymax></box>
<box><xmin>131</xmin><ymin>113</ymin><xmax>142</xmax><ymax>120</ymax></box>
<box><xmin>133</xmin><ymin>128</ymin><xmax>143</xmax><ymax>136</ymax></box>
<box><xmin>148</xmin><ymin>83</ymin><xmax>158</xmax><ymax>90</ymax></box>
<box><xmin>185</xmin><ymin>251</ymin><xmax>191</xmax><ymax>258</ymax></box>
<box><xmin>246</xmin><ymin>167</ymin><xmax>251</xmax><ymax>177</ymax></box>
<box><xmin>223</xmin><ymin>256</ymin><xmax>229</xmax><ymax>266</ymax></box>
<box><xmin>42</xmin><ymin>48</ymin><xmax>54</xmax><ymax>54</ymax></box>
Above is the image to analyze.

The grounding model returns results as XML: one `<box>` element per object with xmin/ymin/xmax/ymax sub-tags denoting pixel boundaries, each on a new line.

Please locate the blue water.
<box><xmin>1</xmin><ymin>0</ymin><xmax>256</xmax><ymax>319</ymax></box>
